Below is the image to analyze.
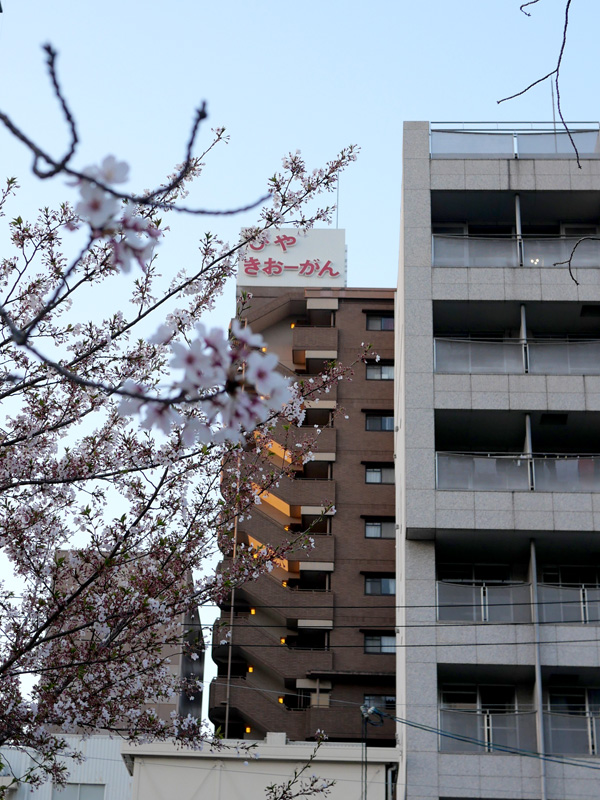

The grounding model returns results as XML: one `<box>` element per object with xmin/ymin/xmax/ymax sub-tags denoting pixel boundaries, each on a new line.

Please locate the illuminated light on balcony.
<box><xmin>245</xmin><ymin>726</ymin><xmax>252</xmax><ymax>734</ymax></box>
<box><xmin>261</xmin><ymin>347</ymin><xmax>267</xmax><ymax>353</ymax></box>
<box><xmin>250</xmin><ymin>608</ymin><xmax>256</xmax><ymax>615</ymax></box>
<box><xmin>290</xmin><ymin>323</ymin><xmax>296</xmax><ymax>329</ymax></box>
<box><xmin>278</xmin><ymin>696</ymin><xmax>285</xmax><ymax>704</ymax></box>
<box><xmin>282</xmin><ymin>581</ymin><xmax>288</xmax><ymax>588</ymax></box>
<box><xmin>248</xmin><ymin>665</ymin><xmax>254</xmax><ymax>673</ymax></box>
<box><xmin>530</xmin><ymin>257</ymin><xmax>540</xmax><ymax>265</ymax></box>
<box><xmin>280</xmin><ymin>637</ymin><xmax>286</xmax><ymax>645</ymax></box>
<box><xmin>284</xmin><ymin>525</ymin><xmax>290</xmax><ymax>531</ymax></box>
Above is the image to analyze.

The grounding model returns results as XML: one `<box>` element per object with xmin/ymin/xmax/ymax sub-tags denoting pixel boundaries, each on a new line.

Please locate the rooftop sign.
<box><xmin>237</xmin><ymin>228</ymin><xmax>346</xmax><ymax>288</ymax></box>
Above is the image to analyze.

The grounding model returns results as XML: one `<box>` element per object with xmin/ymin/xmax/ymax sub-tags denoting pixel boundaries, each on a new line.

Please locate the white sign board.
<box><xmin>237</xmin><ymin>228</ymin><xmax>346</xmax><ymax>288</ymax></box>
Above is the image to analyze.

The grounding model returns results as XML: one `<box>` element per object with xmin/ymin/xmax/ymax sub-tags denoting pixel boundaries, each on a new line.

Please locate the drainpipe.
<box><xmin>529</xmin><ymin>540</ymin><xmax>547</xmax><ymax>800</ymax></box>
<box><xmin>520</xmin><ymin>304</ymin><xmax>529</xmax><ymax>374</ymax></box>
<box><xmin>515</xmin><ymin>194</ymin><xmax>524</xmax><ymax>267</ymax></box>
<box><xmin>525</xmin><ymin>413</ymin><xmax>534</xmax><ymax>491</ymax></box>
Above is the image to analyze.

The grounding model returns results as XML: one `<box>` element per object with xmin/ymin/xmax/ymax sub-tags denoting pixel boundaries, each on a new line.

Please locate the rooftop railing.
<box><xmin>430</xmin><ymin>122</ymin><xmax>600</xmax><ymax>159</ymax></box>
<box><xmin>434</xmin><ymin>337</ymin><xmax>600</xmax><ymax>376</ymax></box>
<box><xmin>436</xmin><ymin>453</ymin><xmax>600</xmax><ymax>492</ymax></box>
<box><xmin>432</xmin><ymin>235</ymin><xmax>600</xmax><ymax>269</ymax></box>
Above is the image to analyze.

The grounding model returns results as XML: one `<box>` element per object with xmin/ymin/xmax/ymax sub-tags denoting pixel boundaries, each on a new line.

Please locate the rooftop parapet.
<box><xmin>430</xmin><ymin>122</ymin><xmax>600</xmax><ymax>159</ymax></box>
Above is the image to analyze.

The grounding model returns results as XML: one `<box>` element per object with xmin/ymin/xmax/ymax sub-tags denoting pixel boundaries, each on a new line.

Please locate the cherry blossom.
<box><xmin>0</xmin><ymin>59</ymin><xmax>361</xmax><ymax>792</ymax></box>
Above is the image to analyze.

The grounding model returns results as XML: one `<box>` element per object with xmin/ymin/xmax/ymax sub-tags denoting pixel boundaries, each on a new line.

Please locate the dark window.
<box><xmin>366</xmin><ymin>412</ymin><xmax>394</xmax><ymax>431</ymax></box>
<box><xmin>366</xmin><ymin>313</ymin><xmax>394</xmax><ymax>331</ymax></box>
<box><xmin>365</xmin><ymin>574</ymin><xmax>396</xmax><ymax>595</ymax></box>
<box><xmin>366</xmin><ymin>362</ymin><xmax>394</xmax><ymax>380</ymax></box>
<box><xmin>364</xmin><ymin>634</ymin><xmax>395</xmax><ymax>654</ymax></box>
<box><xmin>365</xmin><ymin>519</ymin><xmax>395</xmax><ymax>539</ymax></box>
<box><xmin>365</xmin><ymin>464</ymin><xmax>395</xmax><ymax>484</ymax></box>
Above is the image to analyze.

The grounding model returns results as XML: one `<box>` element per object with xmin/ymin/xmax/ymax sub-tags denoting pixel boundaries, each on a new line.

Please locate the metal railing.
<box><xmin>437</xmin><ymin>581</ymin><xmax>531</xmax><ymax>623</ymax></box>
<box><xmin>439</xmin><ymin>709</ymin><xmax>537</xmax><ymax>753</ymax></box>
<box><xmin>436</xmin><ymin>452</ymin><xmax>600</xmax><ymax>492</ymax></box>
<box><xmin>434</xmin><ymin>337</ymin><xmax>600</xmax><ymax>375</ymax></box>
<box><xmin>432</xmin><ymin>235</ymin><xmax>600</xmax><ymax>269</ymax></box>
<box><xmin>538</xmin><ymin>584</ymin><xmax>600</xmax><ymax>625</ymax></box>
<box><xmin>430</xmin><ymin>123</ymin><xmax>600</xmax><ymax>159</ymax></box>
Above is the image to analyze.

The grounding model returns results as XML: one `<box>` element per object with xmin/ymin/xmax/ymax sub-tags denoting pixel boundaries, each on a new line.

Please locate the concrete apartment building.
<box><xmin>397</xmin><ymin>121</ymin><xmax>600</xmax><ymax>800</ymax></box>
<box><xmin>207</xmin><ymin>229</ymin><xmax>397</xmax><ymax>747</ymax></box>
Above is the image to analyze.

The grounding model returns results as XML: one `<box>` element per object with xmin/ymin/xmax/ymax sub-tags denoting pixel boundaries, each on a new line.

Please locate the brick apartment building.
<box><xmin>208</xmin><ymin>230</ymin><xmax>397</xmax><ymax>745</ymax></box>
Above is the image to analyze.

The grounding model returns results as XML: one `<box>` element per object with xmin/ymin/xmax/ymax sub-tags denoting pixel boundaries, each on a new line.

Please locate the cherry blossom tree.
<box><xmin>0</xmin><ymin>45</ymin><xmax>360</xmax><ymax>794</ymax></box>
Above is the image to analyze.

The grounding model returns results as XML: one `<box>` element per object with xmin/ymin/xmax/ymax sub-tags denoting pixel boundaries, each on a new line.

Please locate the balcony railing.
<box><xmin>538</xmin><ymin>584</ymin><xmax>600</xmax><ymax>625</ymax></box>
<box><xmin>430</xmin><ymin>124</ymin><xmax>600</xmax><ymax>159</ymax></box>
<box><xmin>437</xmin><ymin>581</ymin><xmax>531</xmax><ymax>623</ymax></box>
<box><xmin>436</xmin><ymin>452</ymin><xmax>600</xmax><ymax>492</ymax></box>
<box><xmin>439</xmin><ymin>709</ymin><xmax>537</xmax><ymax>753</ymax></box>
<box><xmin>544</xmin><ymin>712</ymin><xmax>600</xmax><ymax>755</ymax></box>
<box><xmin>432</xmin><ymin>235</ymin><xmax>600</xmax><ymax>269</ymax></box>
<box><xmin>434</xmin><ymin>338</ymin><xmax>600</xmax><ymax>376</ymax></box>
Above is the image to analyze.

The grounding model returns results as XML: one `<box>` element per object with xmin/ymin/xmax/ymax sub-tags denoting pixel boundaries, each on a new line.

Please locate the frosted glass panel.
<box><xmin>534</xmin><ymin>457</ymin><xmax>600</xmax><ymax>492</ymax></box>
<box><xmin>437</xmin><ymin>454</ymin><xmax>529</xmax><ymax>491</ymax></box>
<box><xmin>433</xmin><ymin>236</ymin><xmax>518</xmax><ymax>267</ymax></box>
<box><xmin>439</xmin><ymin>710</ymin><xmax>485</xmax><ymax>752</ymax></box>
<box><xmin>435</xmin><ymin>339</ymin><xmax>524</xmax><ymax>374</ymax></box>
<box><xmin>437</xmin><ymin>582</ymin><xmax>482</xmax><ymax>622</ymax></box>
<box><xmin>523</xmin><ymin>237</ymin><xmax>600</xmax><ymax>268</ymax></box>
<box><xmin>529</xmin><ymin>340</ymin><xmax>600</xmax><ymax>374</ymax></box>
<box><xmin>544</xmin><ymin>713</ymin><xmax>591</xmax><ymax>754</ymax></box>
<box><xmin>431</xmin><ymin>131</ymin><xmax>514</xmax><ymax>157</ymax></box>
<box><xmin>538</xmin><ymin>585</ymin><xmax>583</xmax><ymax>624</ymax></box>
<box><xmin>487</xmin><ymin>583</ymin><xmax>532</xmax><ymax>623</ymax></box>
<box><xmin>518</xmin><ymin>130</ymin><xmax>599</xmax><ymax>157</ymax></box>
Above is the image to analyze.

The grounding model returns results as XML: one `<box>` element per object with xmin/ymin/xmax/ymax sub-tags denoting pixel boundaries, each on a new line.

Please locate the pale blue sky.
<box><xmin>0</xmin><ymin>0</ymin><xmax>598</xmax><ymax>306</ymax></box>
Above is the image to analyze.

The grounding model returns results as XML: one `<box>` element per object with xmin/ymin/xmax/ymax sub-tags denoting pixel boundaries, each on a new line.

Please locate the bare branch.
<box><xmin>552</xmin><ymin>235</ymin><xmax>600</xmax><ymax>285</ymax></box>
<box><xmin>498</xmin><ymin>0</ymin><xmax>580</xmax><ymax>167</ymax></box>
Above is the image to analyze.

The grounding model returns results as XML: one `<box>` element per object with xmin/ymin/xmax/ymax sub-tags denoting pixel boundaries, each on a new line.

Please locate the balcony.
<box><xmin>213</xmin><ymin>617</ymin><xmax>334</xmax><ymax>676</ymax></box>
<box><xmin>436</xmin><ymin>453</ymin><xmax>600</xmax><ymax>492</ymax></box>
<box><xmin>544</xmin><ymin>712</ymin><xmax>600</xmax><ymax>755</ymax></box>
<box><xmin>264</xmin><ymin>476</ymin><xmax>336</xmax><ymax>508</ymax></box>
<box><xmin>430</xmin><ymin>124</ymin><xmax>600</xmax><ymax>160</ymax></box>
<box><xmin>433</xmin><ymin>234</ymin><xmax>600</xmax><ymax>269</ymax></box>
<box><xmin>439</xmin><ymin>709</ymin><xmax>537</xmax><ymax>753</ymax></box>
<box><xmin>434</xmin><ymin>338</ymin><xmax>600</xmax><ymax>376</ymax></box>
<box><xmin>437</xmin><ymin>581</ymin><xmax>531</xmax><ymax>623</ymax></box>
<box><xmin>238</xmin><ymin>575</ymin><xmax>334</xmax><ymax>623</ymax></box>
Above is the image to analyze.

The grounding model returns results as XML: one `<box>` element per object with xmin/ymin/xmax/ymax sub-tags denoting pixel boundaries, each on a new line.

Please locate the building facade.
<box><xmin>208</xmin><ymin>231</ymin><xmax>397</xmax><ymax>747</ymax></box>
<box><xmin>397</xmin><ymin>121</ymin><xmax>600</xmax><ymax>799</ymax></box>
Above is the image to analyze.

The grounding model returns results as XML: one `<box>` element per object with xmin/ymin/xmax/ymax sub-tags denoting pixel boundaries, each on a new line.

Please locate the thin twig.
<box><xmin>552</xmin><ymin>235</ymin><xmax>600</xmax><ymax>285</ymax></box>
<box><xmin>32</xmin><ymin>45</ymin><xmax>79</xmax><ymax>178</ymax></box>
<box><xmin>0</xmin><ymin>45</ymin><xmax>269</xmax><ymax>215</ymax></box>
<box><xmin>498</xmin><ymin>0</ymin><xmax>580</xmax><ymax>168</ymax></box>
<box><xmin>520</xmin><ymin>0</ymin><xmax>541</xmax><ymax>16</ymax></box>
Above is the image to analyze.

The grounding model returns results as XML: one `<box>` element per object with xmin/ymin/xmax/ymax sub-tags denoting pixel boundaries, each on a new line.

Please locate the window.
<box><xmin>364</xmin><ymin>634</ymin><xmax>395</xmax><ymax>654</ymax></box>
<box><xmin>52</xmin><ymin>786</ymin><xmax>105</xmax><ymax>800</ymax></box>
<box><xmin>364</xmin><ymin>694</ymin><xmax>396</xmax><ymax>710</ymax></box>
<box><xmin>365</xmin><ymin>464</ymin><xmax>395</xmax><ymax>484</ymax></box>
<box><xmin>366</xmin><ymin>313</ymin><xmax>394</xmax><ymax>331</ymax></box>
<box><xmin>365</xmin><ymin>412</ymin><xmax>394</xmax><ymax>431</ymax></box>
<box><xmin>365</xmin><ymin>519</ymin><xmax>395</xmax><ymax>539</ymax></box>
<box><xmin>366</xmin><ymin>362</ymin><xmax>394</xmax><ymax>380</ymax></box>
<box><xmin>365</xmin><ymin>574</ymin><xmax>396</xmax><ymax>595</ymax></box>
